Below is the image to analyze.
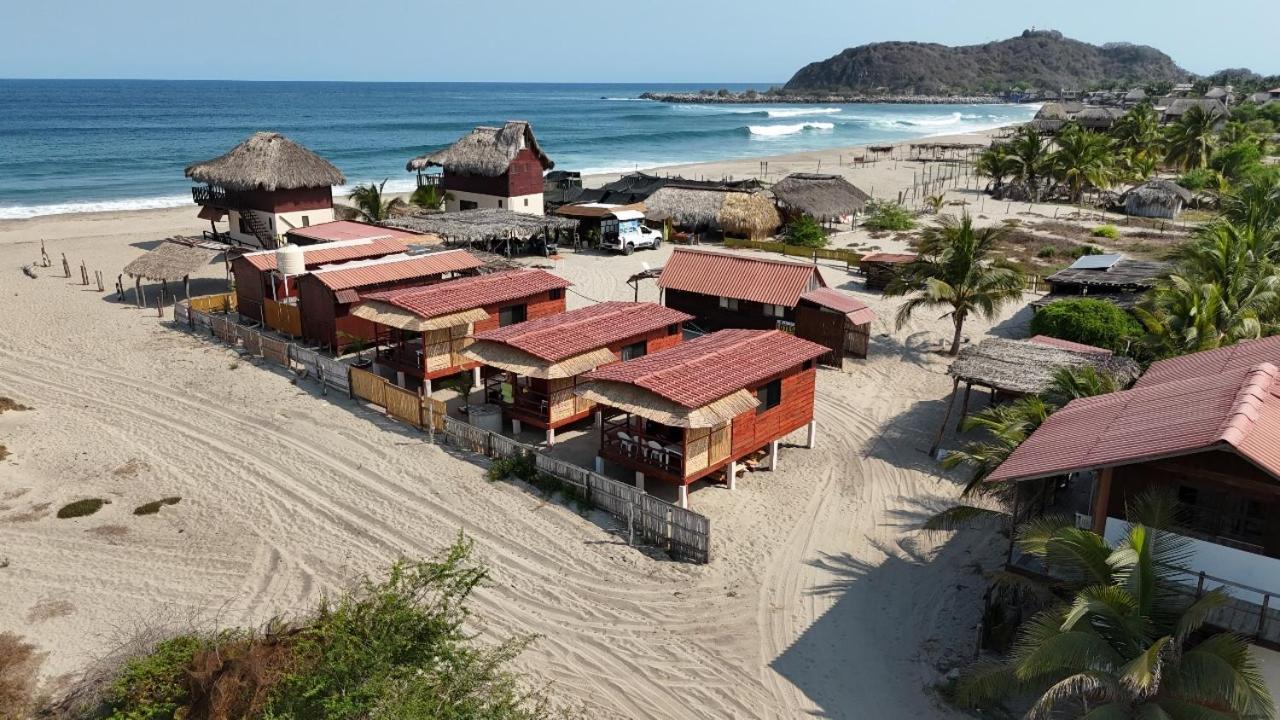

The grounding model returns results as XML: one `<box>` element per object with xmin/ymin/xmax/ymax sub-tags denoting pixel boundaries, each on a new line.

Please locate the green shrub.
<box><xmin>133</xmin><ymin>497</ymin><xmax>182</xmax><ymax>516</ymax></box>
<box><xmin>1177</xmin><ymin>167</ymin><xmax>1217</xmax><ymax>192</ymax></box>
<box><xmin>1091</xmin><ymin>225</ymin><xmax>1119</xmax><ymax>239</ymax></box>
<box><xmin>783</xmin><ymin>215</ymin><xmax>827</xmax><ymax>248</ymax></box>
<box><xmin>105</xmin><ymin>635</ymin><xmax>204</xmax><ymax>720</ymax></box>
<box><xmin>1036</xmin><ymin>246</ymin><xmax>1056</xmax><ymax>258</ymax></box>
<box><xmin>1029</xmin><ymin>298</ymin><xmax>1144</xmax><ymax>354</ymax></box>
<box><xmin>1069</xmin><ymin>244</ymin><xmax>1103</xmax><ymax>258</ymax></box>
<box><xmin>488</xmin><ymin>454</ymin><xmax>589</xmax><ymax>512</ymax></box>
<box><xmin>862</xmin><ymin>200</ymin><xmax>916</xmax><ymax>231</ymax></box>
<box><xmin>56</xmin><ymin>498</ymin><xmax>109</xmax><ymax>519</ymax></box>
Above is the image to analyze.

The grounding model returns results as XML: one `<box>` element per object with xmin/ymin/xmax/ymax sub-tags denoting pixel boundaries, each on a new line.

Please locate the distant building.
<box><xmin>406</xmin><ymin>121</ymin><xmax>553</xmax><ymax>216</ymax></box>
<box><xmin>1161</xmin><ymin>98</ymin><xmax>1230</xmax><ymax>125</ymax></box>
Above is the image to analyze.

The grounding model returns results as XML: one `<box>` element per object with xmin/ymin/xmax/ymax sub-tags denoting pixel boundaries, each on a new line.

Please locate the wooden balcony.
<box><xmin>599</xmin><ymin>416</ymin><xmax>686</xmax><ymax>483</ymax></box>
<box><xmin>192</xmin><ymin>185</ymin><xmax>234</xmax><ymax>207</ymax></box>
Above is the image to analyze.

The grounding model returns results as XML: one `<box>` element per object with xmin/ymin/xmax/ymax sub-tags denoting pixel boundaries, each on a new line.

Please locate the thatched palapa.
<box><xmin>1123</xmin><ymin>180</ymin><xmax>1193</xmax><ymax>220</ymax></box>
<box><xmin>349</xmin><ymin>302</ymin><xmax>489</xmax><ymax>332</ymax></box>
<box><xmin>385</xmin><ymin>209</ymin><xmax>577</xmax><ymax>244</ymax></box>
<box><xmin>463</xmin><ymin>342</ymin><xmax>617</xmax><ymax>380</ymax></box>
<box><xmin>948</xmin><ymin>338</ymin><xmax>1141</xmax><ymax>396</ymax></box>
<box><xmin>406</xmin><ymin>121</ymin><xmax>552</xmax><ymax>176</ymax></box>
<box><xmin>770</xmin><ymin>173</ymin><xmax>870</xmax><ymax>220</ymax></box>
<box><xmin>645</xmin><ymin>186</ymin><xmax>780</xmax><ymax>240</ymax></box>
<box><xmin>185</xmin><ymin>132</ymin><xmax>345</xmax><ymax>192</ymax></box>
<box><xmin>576</xmin><ymin>381</ymin><xmax>759</xmax><ymax>428</ymax></box>
<box><xmin>123</xmin><ymin>240</ymin><xmax>221</xmax><ymax>282</ymax></box>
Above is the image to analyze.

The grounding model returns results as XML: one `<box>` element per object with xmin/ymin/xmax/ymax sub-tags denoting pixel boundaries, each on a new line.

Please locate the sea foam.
<box><xmin>747</xmin><ymin>122</ymin><xmax>835</xmax><ymax>137</ymax></box>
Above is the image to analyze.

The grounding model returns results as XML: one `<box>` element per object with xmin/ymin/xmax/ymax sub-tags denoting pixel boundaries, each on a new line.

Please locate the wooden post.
<box><xmin>930</xmin><ymin>377</ymin><xmax>962</xmax><ymax>456</ymax></box>
<box><xmin>62</xmin><ymin>253</ymin><xmax>70</xmax><ymax>278</ymax></box>
<box><xmin>136</xmin><ymin>277</ymin><xmax>144</xmax><ymax>308</ymax></box>
<box><xmin>956</xmin><ymin>382</ymin><xmax>973</xmax><ymax>430</ymax></box>
<box><xmin>80</xmin><ymin>262</ymin><xmax>89</xmax><ymax>285</ymax></box>
<box><xmin>1090</xmin><ymin>467</ymin><xmax>1113</xmax><ymax>534</ymax></box>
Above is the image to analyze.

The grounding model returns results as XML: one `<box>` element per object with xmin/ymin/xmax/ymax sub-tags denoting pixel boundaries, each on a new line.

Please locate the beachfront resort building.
<box><xmin>769</xmin><ymin>173</ymin><xmax>870</xmax><ymax>225</ymax></box>
<box><xmin>349</xmin><ymin>268</ymin><xmax>571</xmax><ymax>394</ymax></box>
<box><xmin>186</xmin><ymin>132</ymin><xmax>345</xmax><ymax>248</ymax></box>
<box><xmin>575</xmin><ymin>329</ymin><xmax>829</xmax><ymax>508</ymax></box>
<box><xmin>294</xmin><ymin>250</ymin><xmax>484</xmax><ymax>353</ymax></box>
<box><xmin>989</xmin><ymin>336</ymin><xmax>1280</xmax><ymax>643</ymax></box>
<box><xmin>858</xmin><ymin>252</ymin><xmax>918</xmax><ymax>291</ymax></box>
<box><xmin>405</xmin><ymin>121</ymin><xmax>553</xmax><ymax>216</ymax></box>
<box><xmin>462</xmin><ymin>302</ymin><xmax>691</xmax><ymax>446</ymax></box>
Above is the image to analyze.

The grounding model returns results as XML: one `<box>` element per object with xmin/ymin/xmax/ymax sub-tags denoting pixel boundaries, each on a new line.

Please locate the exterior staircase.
<box><xmin>238</xmin><ymin>209</ymin><xmax>278</xmax><ymax>248</ymax></box>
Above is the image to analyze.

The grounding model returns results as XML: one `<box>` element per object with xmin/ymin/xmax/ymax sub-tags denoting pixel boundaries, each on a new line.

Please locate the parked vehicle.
<box><xmin>603</xmin><ymin>212</ymin><xmax>661</xmax><ymax>255</ymax></box>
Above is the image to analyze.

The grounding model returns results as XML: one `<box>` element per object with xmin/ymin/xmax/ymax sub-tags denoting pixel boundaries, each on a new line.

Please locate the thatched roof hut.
<box><xmin>770</xmin><ymin>173</ymin><xmax>871</xmax><ymax>221</ymax></box>
<box><xmin>1035</xmin><ymin>103</ymin><xmax>1069</xmax><ymax>121</ymax></box>
<box><xmin>1123</xmin><ymin>180</ymin><xmax>1193</xmax><ymax>220</ymax></box>
<box><xmin>123</xmin><ymin>240</ymin><xmax>221</xmax><ymax>283</ymax></box>
<box><xmin>405</xmin><ymin>121</ymin><xmax>553</xmax><ymax>176</ymax></box>
<box><xmin>949</xmin><ymin>338</ymin><xmax>1141</xmax><ymax>397</ymax></box>
<box><xmin>645</xmin><ymin>186</ymin><xmax>780</xmax><ymax>240</ymax></box>
<box><xmin>385</xmin><ymin>208</ymin><xmax>577</xmax><ymax>244</ymax></box>
<box><xmin>1074</xmin><ymin>106</ymin><xmax>1124</xmax><ymax>131</ymax></box>
<box><xmin>185</xmin><ymin>132</ymin><xmax>345</xmax><ymax>191</ymax></box>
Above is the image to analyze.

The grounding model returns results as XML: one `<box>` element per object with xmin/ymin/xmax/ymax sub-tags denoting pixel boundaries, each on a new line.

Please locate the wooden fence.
<box><xmin>723</xmin><ymin>238</ymin><xmax>861</xmax><ymax>267</ymax></box>
<box><xmin>173</xmin><ymin>298</ymin><xmax>711</xmax><ymax>563</ymax></box>
<box><xmin>263</xmin><ymin>299</ymin><xmax>302</xmax><ymax>337</ymax></box>
<box><xmin>189</xmin><ymin>292</ymin><xmax>237</xmax><ymax>314</ymax></box>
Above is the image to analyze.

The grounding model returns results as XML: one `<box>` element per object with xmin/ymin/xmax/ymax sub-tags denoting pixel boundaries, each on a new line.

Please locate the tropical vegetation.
<box><xmin>783</xmin><ymin>215</ymin><xmax>828</xmax><ymax>248</ymax></box>
<box><xmin>1029</xmin><ymin>298</ymin><xmax>1144</xmax><ymax>354</ymax></box>
<box><xmin>348</xmin><ymin>178</ymin><xmax>406</xmax><ymax>223</ymax></box>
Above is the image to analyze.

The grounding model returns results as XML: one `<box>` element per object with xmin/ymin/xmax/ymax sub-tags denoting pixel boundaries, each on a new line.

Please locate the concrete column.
<box><xmin>396</xmin><ymin>370</ymin><xmax>406</xmax><ymax>388</ymax></box>
<box><xmin>546</xmin><ymin>428</ymin><xmax>556</xmax><ymax>447</ymax></box>
<box><xmin>767</xmin><ymin>440</ymin><xmax>780</xmax><ymax>471</ymax></box>
<box><xmin>677</xmin><ymin>484</ymin><xmax>688</xmax><ymax>509</ymax></box>
<box><xmin>635</xmin><ymin>472</ymin><xmax>646</xmax><ymax>494</ymax></box>
<box><xmin>594</xmin><ymin>456</ymin><xmax>604</xmax><ymax>473</ymax></box>
<box><xmin>805</xmin><ymin>420</ymin><xmax>817</xmax><ymax>449</ymax></box>
<box><xmin>472</xmin><ymin>366</ymin><xmax>482</xmax><ymax>389</ymax></box>
<box><xmin>727</xmin><ymin>461</ymin><xmax>738</xmax><ymax>490</ymax></box>
<box><xmin>594</xmin><ymin>410</ymin><xmax>603</xmax><ymax>428</ymax></box>
<box><xmin>424</xmin><ymin>377</ymin><xmax>433</xmax><ymax>398</ymax></box>
<box><xmin>512</xmin><ymin>419</ymin><xmax>523</xmax><ymax>435</ymax></box>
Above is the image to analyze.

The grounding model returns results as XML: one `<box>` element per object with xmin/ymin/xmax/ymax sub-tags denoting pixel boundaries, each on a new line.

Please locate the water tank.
<box><xmin>468</xmin><ymin>403</ymin><xmax>503</xmax><ymax>433</ymax></box>
<box><xmin>276</xmin><ymin>243</ymin><xmax>305</xmax><ymax>276</ymax></box>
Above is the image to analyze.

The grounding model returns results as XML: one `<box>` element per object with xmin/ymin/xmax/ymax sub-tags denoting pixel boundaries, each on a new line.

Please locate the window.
<box><xmin>301</xmin><ymin>215</ymin><xmax>310</xmax><ymax>227</ymax></box>
<box><xmin>719</xmin><ymin>296</ymin><xmax>739</xmax><ymax>311</ymax></box>
<box><xmin>763</xmin><ymin>303</ymin><xmax>787</xmax><ymax>318</ymax></box>
<box><xmin>548</xmin><ymin>288</ymin><xmax>563</xmax><ymax>300</ymax></box>
<box><xmin>499</xmin><ymin>303</ymin><xmax>527</xmax><ymax>327</ymax></box>
<box><xmin>621</xmin><ymin>341</ymin><xmax>647</xmax><ymax>361</ymax></box>
<box><xmin>460</xmin><ymin>200</ymin><xmax>479</xmax><ymax>211</ymax></box>
<box><xmin>667</xmin><ymin>323</ymin><xmax>679</xmax><ymax>336</ymax></box>
<box><xmin>757</xmin><ymin>379</ymin><xmax>782</xmax><ymax>413</ymax></box>
<box><xmin>498</xmin><ymin>199</ymin><xmax>504</xmax><ymax>209</ymax></box>
<box><xmin>523</xmin><ymin>198</ymin><xmax>529</xmax><ymax>207</ymax></box>
<box><xmin>237</xmin><ymin>213</ymin><xmax>251</xmax><ymax>236</ymax></box>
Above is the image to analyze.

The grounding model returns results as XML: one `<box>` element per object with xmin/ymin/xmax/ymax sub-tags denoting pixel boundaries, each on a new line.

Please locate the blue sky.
<box><xmin>2</xmin><ymin>0</ymin><xmax>1277</xmax><ymax>82</ymax></box>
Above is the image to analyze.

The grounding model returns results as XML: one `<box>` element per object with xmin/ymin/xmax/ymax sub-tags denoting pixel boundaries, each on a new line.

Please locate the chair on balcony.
<box><xmin>617</xmin><ymin>431</ymin><xmax>636</xmax><ymax>455</ymax></box>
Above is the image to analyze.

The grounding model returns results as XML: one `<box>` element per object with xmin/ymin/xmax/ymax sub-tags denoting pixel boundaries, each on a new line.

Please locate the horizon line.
<box><xmin>0</xmin><ymin>77</ymin><xmax>787</xmax><ymax>86</ymax></box>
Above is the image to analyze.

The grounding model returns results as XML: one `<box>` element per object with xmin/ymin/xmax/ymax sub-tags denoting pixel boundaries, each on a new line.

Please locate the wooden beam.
<box><xmin>957</xmin><ymin>382</ymin><xmax>973</xmax><ymax>431</ymax></box>
<box><xmin>1091</xmin><ymin>467</ymin><xmax>1113</xmax><ymax>535</ymax></box>
<box><xmin>930</xmin><ymin>377</ymin><xmax>961</xmax><ymax>456</ymax></box>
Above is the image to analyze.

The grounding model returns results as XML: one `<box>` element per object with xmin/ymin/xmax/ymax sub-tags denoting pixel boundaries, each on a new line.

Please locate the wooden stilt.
<box><xmin>930</xmin><ymin>377</ymin><xmax>962</xmax><ymax>456</ymax></box>
<box><xmin>957</xmin><ymin>382</ymin><xmax>973</xmax><ymax>431</ymax></box>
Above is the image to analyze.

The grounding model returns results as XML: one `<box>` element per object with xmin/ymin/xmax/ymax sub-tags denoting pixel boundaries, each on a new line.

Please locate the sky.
<box><xmin>1</xmin><ymin>0</ymin><xmax>1277</xmax><ymax>83</ymax></box>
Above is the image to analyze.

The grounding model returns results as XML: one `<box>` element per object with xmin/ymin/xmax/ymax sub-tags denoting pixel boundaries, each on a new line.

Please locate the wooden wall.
<box><xmin>730</xmin><ymin>365</ymin><xmax>816</xmax><ymax>460</ymax></box>
<box><xmin>443</xmin><ymin>148</ymin><xmax>546</xmax><ymax>198</ymax></box>
<box><xmin>664</xmin><ymin>289</ymin><xmax>790</xmax><ymax>331</ymax></box>
<box><xmin>231</xmin><ymin>258</ymin><xmax>268</xmax><ymax>324</ymax></box>
<box><xmin>233</xmin><ymin>186</ymin><xmax>333</xmax><ymax>213</ymax></box>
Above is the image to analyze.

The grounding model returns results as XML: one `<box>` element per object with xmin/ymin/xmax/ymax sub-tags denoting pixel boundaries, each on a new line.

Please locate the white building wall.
<box><xmin>224</xmin><ymin>207</ymin><xmax>335</xmax><ymax>247</ymax></box>
<box><xmin>445</xmin><ymin>190</ymin><xmax>543</xmax><ymax>216</ymax></box>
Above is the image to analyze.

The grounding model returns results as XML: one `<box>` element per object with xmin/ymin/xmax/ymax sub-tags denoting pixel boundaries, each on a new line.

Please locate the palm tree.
<box><xmin>1116</xmin><ymin>147</ymin><xmax>1159</xmax><ymax>186</ymax></box>
<box><xmin>1008</xmin><ymin>127</ymin><xmax>1054</xmax><ymax>200</ymax></box>
<box><xmin>1051</xmin><ymin>125</ymin><xmax>1115</xmax><ymax>204</ymax></box>
<box><xmin>1040</xmin><ymin>365</ymin><xmax>1119</xmax><ymax>408</ymax></box>
<box><xmin>886</xmin><ymin>214</ymin><xmax>1025</xmax><ymax>355</ymax></box>
<box><xmin>348</xmin><ymin>179</ymin><xmax>405</xmax><ymax>223</ymax></box>
<box><xmin>1165</xmin><ymin>104</ymin><xmax>1220</xmax><ymax>171</ymax></box>
<box><xmin>1111</xmin><ymin>102</ymin><xmax>1162</xmax><ymax>156</ymax></box>
<box><xmin>953</xmin><ymin>522</ymin><xmax>1274</xmax><ymax>719</ymax></box>
<box><xmin>1137</xmin><ymin>268</ymin><xmax>1280</xmax><ymax>358</ymax></box>
<box><xmin>1223</xmin><ymin>176</ymin><xmax>1280</xmax><ymax>247</ymax></box>
<box><xmin>975</xmin><ymin>145</ymin><xmax>1019</xmax><ymax>194</ymax></box>
<box><xmin>409</xmin><ymin>184</ymin><xmax>454</xmax><ymax>213</ymax></box>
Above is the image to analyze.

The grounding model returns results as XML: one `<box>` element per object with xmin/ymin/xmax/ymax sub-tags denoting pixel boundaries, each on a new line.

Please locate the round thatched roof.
<box><xmin>1035</xmin><ymin>103</ymin><xmax>1068</xmax><ymax>120</ymax></box>
<box><xmin>406</xmin><ymin>121</ymin><xmax>553</xmax><ymax>176</ymax></box>
<box><xmin>770</xmin><ymin>173</ymin><xmax>870</xmax><ymax>219</ymax></box>
<box><xmin>185</xmin><ymin>132</ymin><xmax>345</xmax><ymax>192</ymax></box>
<box><xmin>1124</xmin><ymin>179</ymin><xmax>1193</xmax><ymax>209</ymax></box>
<box><xmin>645</xmin><ymin>187</ymin><xmax>780</xmax><ymax>238</ymax></box>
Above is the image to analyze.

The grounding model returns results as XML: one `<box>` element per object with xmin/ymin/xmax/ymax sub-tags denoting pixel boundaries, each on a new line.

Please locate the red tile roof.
<box><xmin>584</xmin><ymin>329</ymin><xmax>829</xmax><ymax>408</ymax></box>
<box><xmin>285</xmin><ymin>220</ymin><xmax>426</xmax><ymax>244</ymax></box>
<box><xmin>859</xmin><ymin>252</ymin><xmax>917</xmax><ymax>264</ymax></box>
<box><xmin>473</xmin><ymin>301</ymin><xmax>691</xmax><ymax>361</ymax></box>
<box><xmin>1135</xmin><ymin>336</ymin><xmax>1280</xmax><ymax>389</ymax></box>
<box><xmin>800</xmin><ymin>288</ymin><xmax>876</xmax><ymax>326</ymax></box>
<box><xmin>240</xmin><ymin>235</ymin><xmax>411</xmax><ymax>271</ymax></box>
<box><xmin>1028</xmin><ymin>335</ymin><xmax>1112</xmax><ymax>356</ymax></box>
<box><xmin>361</xmin><ymin>268</ymin><xmax>570</xmax><ymax>320</ymax></box>
<box><xmin>309</xmin><ymin>250</ymin><xmax>482</xmax><ymax>291</ymax></box>
<box><xmin>988</xmin><ymin>363</ymin><xmax>1280</xmax><ymax>482</ymax></box>
<box><xmin>657</xmin><ymin>248</ymin><xmax>824</xmax><ymax>307</ymax></box>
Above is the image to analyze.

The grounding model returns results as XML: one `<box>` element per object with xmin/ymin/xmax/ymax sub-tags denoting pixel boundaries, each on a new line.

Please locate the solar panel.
<box><xmin>1068</xmin><ymin>253</ymin><xmax>1123</xmax><ymax>270</ymax></box>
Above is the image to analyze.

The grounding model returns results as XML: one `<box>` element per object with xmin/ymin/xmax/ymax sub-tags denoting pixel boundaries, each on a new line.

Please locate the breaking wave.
<box><xmin>747</xmin><ymin>121</ymin><xmax>835</xmax><ymax>137</ymax></box>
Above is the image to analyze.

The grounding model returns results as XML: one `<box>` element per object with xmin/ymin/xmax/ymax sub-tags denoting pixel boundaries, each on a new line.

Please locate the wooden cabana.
<box><xmin>858</xmin><ymin>252</ymin><xmax>917</xmax><ymax>291</ymax></box>
<box><xmin>796</xmin><ymin>288</ymin><xmax>876</xmax><ymax>362</ymax></box>
<box><xmin>350</xmin><ymin>268</ymin><xmax>570</xmax><ymax>394</ymax></box>
<box><xmin>644</xmin><ymin>186</ymin><xmax>780</xmax><ymax>241</ymax></box>
<box><xmin>932</xmin><ymin>337</ymin><xmax>1141</xmax><ymax>453</ymax></box>
<box><xmin>575</xmin><ymin>329</ymin><xmax>828</xmax><ymax>508</ymax></box>
<box><xmin>122</xmin><ymin>239</ymin><xmax>223</xmax><ymax>307</ymax></box>
<box><xmin>770</xmin><ymin>173</ymin><xmax>870</xmax><ymax>224</ymax></box>
<box><xmin>657</xmin><ymin>247</ymin><xmax>825</xmax><ymax>330</ymax></box>
<box><xmin>462</xmin><ymin>302</ymin><xmax>691</xmax><ymax>445</ymax></box>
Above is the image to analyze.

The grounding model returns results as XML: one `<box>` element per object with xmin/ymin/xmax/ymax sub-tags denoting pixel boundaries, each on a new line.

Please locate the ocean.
<box><xmin>0</xmin><ymin>80</ymin><xmax>1037</xmax><ymax>219</ymax></box>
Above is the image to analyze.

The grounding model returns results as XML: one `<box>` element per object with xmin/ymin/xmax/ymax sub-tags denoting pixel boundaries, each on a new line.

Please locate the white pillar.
<box><xmin>512</xmin><ymin>419</ymin><xmax>523</xmax><ymax>435</ymax></box>
<box><xmin>635</xmin><ymin>472</ymin><xmax>646</xmax><ymax>494</ymax></box>
<box><xmin>546</xmin><ymin>428</ymin><xmax>556</xmax><ymax>447</ymax></box>
<box><xmin>677</xmin><ymin>484</ymin><xmax>688</xmax><ymax>509</ymax></box>
<box><xmin>767</xmin><ymin>440</ymin><xmax>780</xmax><ymax>471</ymax></box>
<box><xmin>472</xmin><ymin>366</ymin><xmax>481</xmax><ymax>388</ymax></box>
<box><xmin>727</xmin><ymin>461</ymin><xmax>738</xmax><ymax>490</ymax></box>
<box><xmin>425</xmin><ymin>377</ymin><xmax>433</xmax><ymax>398</ymax></box>
<box><xmin>594</xmin><ymin>456</ymin><xmax>604</xmax><ymax>473</ymax></box>
<box><xmin>805</xmin><ymin>420</ymin><xmax>817</xmax><ymax>449</ymax></box>
<box><xmin>396</xmin><ymin>370</ymin><xmax>406</xmax><ymax>388</ymax></box>
<box><xmin>594</xmin><ymin>410</ymin><xmax>603</xmax><ymax>428</ymax></box>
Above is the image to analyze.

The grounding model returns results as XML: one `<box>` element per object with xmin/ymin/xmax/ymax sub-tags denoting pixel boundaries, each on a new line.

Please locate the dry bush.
<box><xmin>0</xmin><ymin>446</ymin><xmax>8</xmax><ymax>462</ymax></box>
<box><xmin>0</xmin><ymin>398</ymin><xmax>31</xmax><ymax>414</ymax></box>
<box><xmin>0</xmin><ymin>633</ymin><xmax>42</xmax><ymax>720</ymax></box>
<box><xmin>6</xmin><ymin>503</ymin><xmax>51</xmax><ymax>523</ymax></box>
<box><xmin>26</xmin><ymin>599</ymin><xmax>75</xmax><ymax>624</ymax></box>
<box><xmin>184</xmin><ymin>626</ymin><xmax>299</xmax><ymax>720</ymax></box>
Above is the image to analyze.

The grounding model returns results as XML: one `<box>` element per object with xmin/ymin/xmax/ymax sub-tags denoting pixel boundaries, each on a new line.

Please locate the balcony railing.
<box><xmin>192</xmin><ymin>185</ymin><xmax>232</xmax><ymax>206</ymax></box>
<box><xmin>601</xmin><ymin>420</ymin><xmax>684</xmax><ymax>478</ymax></box>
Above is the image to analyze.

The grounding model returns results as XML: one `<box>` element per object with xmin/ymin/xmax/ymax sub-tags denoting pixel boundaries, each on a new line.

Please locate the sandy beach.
<box><xmin>2</xmin><ymin>128</ymin><xmax>1053</xmax><ymax>718</ymax></box>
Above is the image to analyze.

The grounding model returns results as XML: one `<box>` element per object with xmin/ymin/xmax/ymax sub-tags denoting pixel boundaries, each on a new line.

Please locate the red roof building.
<box><xmin>1135</xmin><ymin>336</ymin><xmax>1280</xmax><ymax>389</ymax></box>
<box><xmin>577</xmin><ymin>329</ymin><xmax>829</xmax><ymax>507</ymax></box>
<box><xmin>462</xmin><ymin>302</ymin><xmax>691</xmax><ymax>444</ymax></box>
<box><xmin>350</xmin><ymin>269</ymin><xmax>570</xmax><ymax>392</ymax></box>
<box><xmin>283</xmin><ymin>220</ymin><xmax>428</xmax><ymax>247</ymax></box>
<box><xmin>293</xmin><ymin>250</ymin><xmax>483</xmax><ymax>353</ymax></box>
<box><xmin>1027</xmin><ymin>335</ymin><xmax>1113</xmax><ymax>356</ymax></box>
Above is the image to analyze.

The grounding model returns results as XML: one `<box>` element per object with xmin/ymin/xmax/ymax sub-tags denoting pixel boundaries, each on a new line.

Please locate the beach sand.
<box><xmin>0</xmin><ymin>128</ymin><xmax>1048</xmax><ymax>718</ymax></box>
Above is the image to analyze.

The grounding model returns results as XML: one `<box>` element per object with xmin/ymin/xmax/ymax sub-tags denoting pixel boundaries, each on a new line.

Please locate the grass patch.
<box><xmin>862</xmin><ymin>200</ymin><xmax>917</xmax><ymax>231</ymax></box>
<box><xmin>1091</xmin><ymin>225</ymin><xmax>1119</xmax><ymax>239</ymax></box>
<box><xmin>56</xmin><ymin>498</ymin><xmax>109</xmax><ymax>519</ymax></box>
<box><xmin>487</xmin><ymin>455</ymin><xmax>591</xmax><ymax>514</ymax></box>
<box><xmin>133</xmin><ymin>497</ymin><xmax>182</xmax><ymax>516</ymax></box>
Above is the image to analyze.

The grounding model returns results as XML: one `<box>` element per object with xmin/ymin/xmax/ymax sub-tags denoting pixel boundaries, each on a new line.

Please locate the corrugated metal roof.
<box><xmin>285</xmin><ymin>220</ymin><xmax>426</xmax><ymax>244</ymax></box>
<box><xmin>1068</xmin><ymin>253</ymin><xmax>1123</xmax><ymax>270</ymax></box>
<box><xmin>473</xmin><ymin>301</ymin><xmax>691</xmax><ymax>362</ymax></box>
<box><xmin>1135</xmin><ymin>336</ymin><xmax>1280</xmax><ymax>388</ymax></box>
<box><xmin>657</xmin><ymin>248</ymin><xmax>823</xmax><ymax>307</ymax></box>
<box><xmin>1027</xmin><ymin>335</ymin><xmax>1112</xmax><ymax>356</ymax></box>
<box><xmin>584</xmin><ymin>329</ymin><xmax>829</xmax><ymax>408</ymax></box>
<box><xmin>988</xmin><ymin>363</ymin><xmax>1280</xmax><ymax>482</ymax></box>
<box><xmin>360</xmin><ymin>268</ymin><xmax>570</xmax><ymax>320</ymax></box>
<box><xmin>240</xmin><ymin>235</ymin><xmax>411</xmax><ymax>271</ymax></box>
<box><xmin>800</xmin><ymin>288</ymin><xmax>876</xmax><ymax>326</ymax></box>
<box><xmin>309</xmin><ymin>250</ymin><xmax>482</xmax><ymax>291</ymax></box>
